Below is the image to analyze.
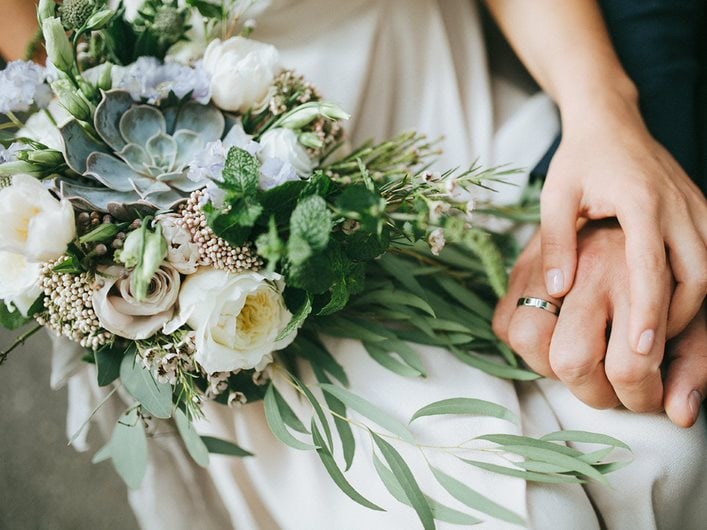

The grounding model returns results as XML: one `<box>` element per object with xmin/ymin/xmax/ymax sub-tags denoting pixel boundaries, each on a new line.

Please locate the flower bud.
<box><xmin>278</xmin><ymin>102</ymin><xmax>350</xmax><ymax>129</ymax></box>
<box><xmin>78</xmin><ymin>222</ymin><xmax>121</xmax><ymax>244</ymax></box>
<box><xmin>116</xmin><ymin>223</ymin><xmax>168</xmax><ymax>302</ymax></box>
<box><xmin>84</xmin><ymin>9</ymin><xmax>114</xmax><ymax>31</ymax></box>
<box><xmin>17</xmin><ymin>149</ymin><xmax>65</xmax><ymax>167</ymax></box>
<box><xmin>298</xmin><ymin>132</ymin><xmax>324</xmax><ymax>149</ymax></box>
<box><xmin>42</xmin><ymin>17</ymin><xmax>74</xmax><ymax>73</ymax></box>
<box><xmin>52</xmin><ymin>79</ymin><xmax>93</xmax><ymax>121</ymax></box>
<box><xmin>37</xmin><ymin>0</ymin><xmax>56</xmax><ymax>25</ymax></box>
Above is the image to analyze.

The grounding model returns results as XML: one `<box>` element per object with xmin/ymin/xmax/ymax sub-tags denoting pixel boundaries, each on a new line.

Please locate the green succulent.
<box><xmin>58</xmin><ymin>89</ymin><xmax>225</xmax><ymax>218</ymax></box>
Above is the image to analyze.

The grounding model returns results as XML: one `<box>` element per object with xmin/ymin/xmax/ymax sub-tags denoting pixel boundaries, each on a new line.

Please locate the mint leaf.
<box><xmin>222</xmin><ymin>147</ymin><xmax>260</xmax><ymax>196</ymax></box>
<box><xmin>289</xmin><ymin>195</ymin><xmax>332</xmax><ymax>254</ymax></box>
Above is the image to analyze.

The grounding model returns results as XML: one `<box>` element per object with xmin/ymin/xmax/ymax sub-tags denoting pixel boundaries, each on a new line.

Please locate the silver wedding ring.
<box><xmin>517</xmin><ymin>296</ymin><xmax>561</xmax><ymax>316</ymax></box>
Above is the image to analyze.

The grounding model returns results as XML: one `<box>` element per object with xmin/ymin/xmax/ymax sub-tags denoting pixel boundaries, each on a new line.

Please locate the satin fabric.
<box><xmin>55</xmin><ymin>1</ymin><xmax>707</xmax><ymax>529</ymax></box>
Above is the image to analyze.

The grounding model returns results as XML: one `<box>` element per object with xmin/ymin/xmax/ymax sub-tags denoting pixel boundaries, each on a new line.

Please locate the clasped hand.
<box><xmin>493</xmin><ymin>221</ymin><xmax>706</xmax><ymax>427</ymax></box>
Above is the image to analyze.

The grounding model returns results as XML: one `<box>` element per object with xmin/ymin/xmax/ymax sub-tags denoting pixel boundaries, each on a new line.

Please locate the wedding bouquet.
<box><xmin>0</xmin><ymin>1</ymin><xmax>630</xmax><ymax>528</ymax></box>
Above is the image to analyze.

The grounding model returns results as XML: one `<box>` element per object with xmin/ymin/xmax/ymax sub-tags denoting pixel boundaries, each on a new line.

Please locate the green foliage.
<box><xmin>223</xmin><ymin>147</ymin><xmax>260</xmax><ymax>195</ymax></box>
<box><xmin>288</xmin><ymin>195</ymin><xmax>332</xmax><ymax>262</ymax></box>
<box><xmin>93</xmin><ymin>408</ymin><xmax>148</xmax><ymax>490</ymax></box>
<box><xmin>175</xmin><ymin>408</ymin><xmax>210</xmax><ymax>467</ymax></box>
<box><xmin>119</xmin><ymin>353</ymin><xmax>173</xmax><ymax>419</ymax></box>
<box><xmin>0</xmin><ymin>303</ymin><xmax>32</xmax><ymax>331</ymax></box>
<box><xmin>95</xmin><ymin>342</ymin><xmax>129</xmax><ymax>387</ymax></box>
<box><xmin>201</xmin><ymin>436</ymin><xmax>254</xmax><ymax>457</ymax></box>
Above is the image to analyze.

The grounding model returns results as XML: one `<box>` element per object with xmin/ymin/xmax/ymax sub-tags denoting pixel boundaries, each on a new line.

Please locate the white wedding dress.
<box><xmin>53</xmin><ymin>1</ymin><xmax>707</xmax><ymax>529</ymax></box>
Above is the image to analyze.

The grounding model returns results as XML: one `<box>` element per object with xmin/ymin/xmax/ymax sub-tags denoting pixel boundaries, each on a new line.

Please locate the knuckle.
<box><xmin>549</xmin><ymin>352</ymin><xmax>596</xmax><ymax>385</ymax></box>
<box><xmin>605</xmin><ymin>362</ymin><xmax>656</xmax><ymax>389</ymax></box>
<box><xmin>507</xmin><ymin>320</ymin><xmax>547</xmax><ymax>356</ymax></box>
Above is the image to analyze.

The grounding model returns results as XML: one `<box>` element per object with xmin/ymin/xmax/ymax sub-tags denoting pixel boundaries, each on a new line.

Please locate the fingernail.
<box><xmin>688</xmin><ymin>390</ymin><xmax>703</xmax><ymax>422</ymax></box>
<box><xmin>546</xmin><ymin>269</ymin><xmax>564</xmax><ymax>295</ymax></box>
<box><xmin>636</xmin><ymin>329</ymin><xmax>655</xmax><ymax>354</ymax></box>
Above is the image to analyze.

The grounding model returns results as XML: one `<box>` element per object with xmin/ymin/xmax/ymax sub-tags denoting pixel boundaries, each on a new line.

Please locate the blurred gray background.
<box><xmin>0</xmin><ymin>328</ymin><xmax>138</xmax><ymax>530</ymax></box>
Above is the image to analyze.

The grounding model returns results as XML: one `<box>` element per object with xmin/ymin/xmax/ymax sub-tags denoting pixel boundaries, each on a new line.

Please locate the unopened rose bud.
<box><xmin>84</xmin><ymin>9</ymin><xmax>113</xmax><ymax>31</ymax></box>
<box><xmin>298</xmin><ymin>132</ymin><xmax>324</xmax><ymax>149</ymax></box>
<box><xmin>279</xmin><ymin>102</ymin><xmax>350</xmax><ymax>129</ymax></box>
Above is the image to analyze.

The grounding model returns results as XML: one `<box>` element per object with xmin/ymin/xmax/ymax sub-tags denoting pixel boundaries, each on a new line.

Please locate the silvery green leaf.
<box><xmin>459</xmin><ymin>458</ymin><xmax>585</xmax><ymax>485</ymax></box>
<box><xmin>290</xmin><ymin>375</ymin><xmax>333</xmax><ymax>452</ymax></box>
<box><xmin>201</xmin><ymin>436</ymin><xmax>254</xmax><ymax>457</ymax></box>
<box><xmin>311</xmin><ymin>420</ymin><xmax>384</xmax><ymax>511</ymax></box>
<box><xmin>373</xmin><ymin>453</ymin><xmax>481</xmax><ymax>526</ymax></box>
<box><xmin>276</xmin><ymin>294</ymin><xmax>311</xmax><ymax>342</ymax></box>
<box><xmin>296</xmin><ymin>336</ymin><xmax>349</xmax><ymax>386</ymax></box>
<box><xmin>540</xmin><ymin>430</ymin><xmax>631</xmax><ymax>451</ymax></box>
<box><xmin>119</xmin><ymin>354</ymin><xmax>173</xmax><ymax>419</ymax></box>
<box><xmin>372</xmin><ymin>432</ymin><xmax>435</xmax><ymax>530</ymax></box>
<box><xmin>174</xmin><ymin>409</ymin><xmax>210</xmax><ymax>468</ymax></box>
<box><xmin>450</xmin><ymin>348</ymin><xmax>540</xmax><ymax>381</ymax></box>
<box><xmin>91</xmin><ymin>443</ymin><xmax>112</xmax><ymax>464</ymax></box>
<box><xmin>95</xmin><ymin>343</ymin><xmax>126</xmax><ymax>387</ymax></box>
<box><xmin>430</xmin><ymin>466</ymin><xmax>525</xmax><ymax>526</ymax></box>
<box><xmin>410</xmin><ymin>398</ymin><xmax>519</xmax><ymax>425</ymax></box>
<box><xmin>476</xmin><ymin>434</ymin><xmax>583</xmax><ymax>457</ymax></box>
<box><xmin>263</xmin><ymin>384</ymin><xmax>313</xmax><ymax>451</ymax></box>
<box><xmin>364</xmin><ymin>342</ymin><xmax>423</xmax><ymax>378</ymax></box>
<box><xmin>320</xmin><ymin>384</ymin><xmax>414</xmax><ymax>443</ymax></box>
<box><xmin>110</xmin><ymin>408</ymin><xmax>148</xmax><ymax>490</ymax></box>
<box><xmin>272</xmin><ymin>384</ymin><xmax>309</xmax><ymax>435</ymax></box>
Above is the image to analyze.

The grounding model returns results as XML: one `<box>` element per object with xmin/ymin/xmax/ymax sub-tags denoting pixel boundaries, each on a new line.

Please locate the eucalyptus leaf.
<box><xmin>320</xmin><ymin>384</ymin><xmax>414</xmax><ymax>443</ymax></box>
<box><xmin>410</xmin><ymin>398</ymin><xmax>519</xmax><ymax>426</ymax></box>
<box><xmin>273</xmin><ymin>384</ymin><xmax>309</xmax><ymax>435</ymax></box>
<box><xmin>263</xmin><ymin>384</ymin><xmax>313</xmax><ymax>451</ymax></box>
<box><xmin>119</xmin><ymin>354</ymin><xmax>173</xmax><ymax>419</ymax></box>
<box><xmin>174</xmin><ymin>409</ymin><xmax>210</xmax><ymax>468</ymax></box>
<box><xmin>201</xmin><ymin>436</ymin><xmax>254</xmax><ymax>457</ymax></box>
<box><xmin>95</xmin><ymin>343</ymin><xmax>126</xmax><ymax>387</ymax></box>
<box><xmin>430</xmin><ymin>466</ymin><xmax>525</xmax><ymax>526</ymax></box>
<box><xmin>364</xmin><ymin>342</ymin><xmax>423</xmax><ymax>378</ymax></box>
<box><xmin>372</xmin><ymin>432</ymin><xmax>435</xmax><ymax>530</ymax></box>
<box><xmin>450</xmin><ymin>348</ymin><xmax>539</xmax><ymax>381</ymax></box>
<box><xmin>540</xmin><ymin>430</ymin><xmax>631</xmax><ymax>451</ymax></box>
<box><xmin>110</xmin><ymin>408</ymin><xmax>148</xmax><ymax>490</ymax></box>
<box><xmin>476</xmin><ymin>434</ymin><xmax>583</xmax><ymax>458</ymax></box>
<box><xmin>92</xmin><ymin>443</ymin><xmax>112</xmax><ymax>464</ymax></box>
<box><xmin>373</xmin><ymin>453</ymin><xmax>481</xmax><ymax>526</ymax></box>
<box><xmin>290</xmin><ymin>374</ymin><xmax>333</xmax><ymax>452</ymax></box>
<box><xmin>311</xmin><ymin>420</ymin><xmax>384</xmax><ymax>511</ymax></box>
<box><xmin>459</xmin><ymin>458</ymin><xmax>585</xmax><ymax>485</ymax></box>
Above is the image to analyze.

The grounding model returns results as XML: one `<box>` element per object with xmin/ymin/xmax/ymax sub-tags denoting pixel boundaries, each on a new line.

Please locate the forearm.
<box><xmin>484</xmin><ymin>0</ymin><xmax>639</xmax><ymax>124</ymax></box>
<box><xmin>0</xmin><ymin>0</ymin><xmax>40</xmax><ymax>61</ymax></box>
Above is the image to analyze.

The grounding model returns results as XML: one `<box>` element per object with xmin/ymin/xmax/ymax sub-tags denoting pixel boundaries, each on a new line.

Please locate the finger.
<box><xmin>540</xmin><ymin>182</ymin><xmax>581</xmax><ymax>298</ymax></box>
<box><xmin>618</xmin><ymin>207</ymin><xmax>671</xmax><ymax>355</ymax></box>
<box><xmin>493</xmin><ymin>235</ymin><xmax>539</xmax><ymax>344</ymax></box>
<box><xmin>506</xmin><ymin>272</ymin><xmax>562</xmax><ymax>378</ymax></box>
<box><xmin>665</xmin><ymin>223</ymin><xmax>707</xmax><ymax>338</ymax></box>
<box><xmin>604</xmin><ymin>296</ymin><xmax>665</xmax><ymax>412</ymax></box>
<box><xmin>664</xmin><ymin>305</ymin><xmax>707</xmax><ymax>428</ymax></box>
<box><xmin>548</xmin><ymin>288</ymin><xmax>618</xmax><ymax>409</ymax></box>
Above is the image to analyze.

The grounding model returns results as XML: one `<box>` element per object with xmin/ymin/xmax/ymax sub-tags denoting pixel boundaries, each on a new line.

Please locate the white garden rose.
<box><xmin>0</xmin><ymin>174</ymin><xmax>75</xmax><ymax>262</ymax></box>
<box><xmin>168</xmin><ymin>268</ymin><xmax>294</xmax><ymax>373</ymax></box>
<box><xmin>203</xmin><ymin>36</ymin><xmax>279</xmax><ymax>113</ymax></box>
<box><xmin>259</xmin><ymin>128</ymin><xmax>315</xmax><ymax>177</ymax></box>
<box><xmin>0</xmin><ymin>251</ymin><xmax>42</xmax><ymax>317</ymax></box>
<box><xmin>92</xmin><ymin>264</ymin><xmax>180</xmax><ymax>340</ymax></box>
<box><xmin>157</xmin><ymin>214</ymin><xmax>200</xmax><ymax>274</ymax></box>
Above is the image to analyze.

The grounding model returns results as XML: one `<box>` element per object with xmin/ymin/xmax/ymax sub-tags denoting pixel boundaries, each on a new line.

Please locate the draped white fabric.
<box><xmin>55</xmin><ymin>1</ymin><xmax>707</xmax><ymax>529</ymax></box>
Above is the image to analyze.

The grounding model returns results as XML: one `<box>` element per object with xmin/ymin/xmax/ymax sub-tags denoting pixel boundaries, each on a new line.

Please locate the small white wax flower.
<box><xmin>0</xmin><ymin>174</ymin><xmax>76</xmax><ymax>262</ymax></box>
<box><xmin>0</xmin><ymin>251</ymin><xmax>42</xmax><ymax>317</ymax></box>
<box><xmin>203</xmin><ymin>37</ymin><xmax>280</xmax><ymax>113</ymax></box>
<box><xmin>428</xmin><ymin>228</ymin><xmax>446</xmax><ymax>256</ymax></box>
<box><xmin>166</xmin><ymin>268</ymin><xmax>294</xmax><ymax>373</ymax></box>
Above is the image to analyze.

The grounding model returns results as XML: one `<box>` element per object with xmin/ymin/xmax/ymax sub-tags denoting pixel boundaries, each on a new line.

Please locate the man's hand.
<box><xmin>493</xmin><ymin>221</ymin><xmax>705</xmax><ymax>426</ymax></box>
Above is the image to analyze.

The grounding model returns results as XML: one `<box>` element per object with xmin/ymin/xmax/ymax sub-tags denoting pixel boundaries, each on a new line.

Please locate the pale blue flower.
<box><xmin>260</xmin><ymin>157</ymin><xmax>298</xmax><ymax>190</ymax></box>
<box><xmin>115</xmin><ymin>57</ymin><xmax>211</xmax><ymax>105</ymax></box>
<box><xmin>187</xmin><ymin>121</ymin><xmax>260</xmax><ymax>184</ymax></box>
<box><xmin>0</xmin><ymin>61</ymin><xmax>52</xmax><ymax>114</ymax></box>
<box><xmin>0</xmin><ymin>143</ymin><xmax>28</xmax><ymax>164</ymax></box>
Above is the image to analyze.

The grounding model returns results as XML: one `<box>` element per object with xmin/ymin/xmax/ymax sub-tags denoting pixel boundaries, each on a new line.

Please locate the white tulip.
<box><xmin>0</xmin><ymin>174</ymin><xmax>75</xmax><ymax>262</ymax></box>
<box><xmin>259</xmin><ymin>128</ymin><xmax>314</xmax><ymax>178</ymax></box>
<box><xmin>167</xmin><ymin>268</ymin><xmax>294</xmax><ymax>374</ymax></box>
<box><xmin>0</xmin><ymin>251</ymin><xmax>42</xmax><ymax>317</ymax></box>
<box><xmin>92</xmin><ymin>264</ymin><xmax>180</xmax><ymax>340</ymax></box>
<box><xmin>203</xmin><ymin>36</ymin><xmax>280</xmax><ymax>113</ymax></box>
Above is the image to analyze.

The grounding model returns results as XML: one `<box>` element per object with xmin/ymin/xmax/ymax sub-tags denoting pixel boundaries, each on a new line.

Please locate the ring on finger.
<box><xmin>517</xmin><ymin>296</ymin><xmax>561</xmax><ymax>316</ymax></box>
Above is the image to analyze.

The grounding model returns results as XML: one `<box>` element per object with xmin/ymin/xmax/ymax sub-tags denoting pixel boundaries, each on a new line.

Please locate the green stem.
<box><xmin>0</xmin><ymin>324</ymin><xmax>43</xmax><ymax>366</ymax></box>
<box><xmin>5</xmin><ymin>111</ymin><xmax>25</xmax><ymax>129</ymax></box>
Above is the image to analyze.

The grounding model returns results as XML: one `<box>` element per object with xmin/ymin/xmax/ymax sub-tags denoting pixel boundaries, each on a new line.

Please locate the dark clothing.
<box><xmin>533</xmin><ymin>0</ymin><xmax>706</xmax><ymax>193</ymax></box>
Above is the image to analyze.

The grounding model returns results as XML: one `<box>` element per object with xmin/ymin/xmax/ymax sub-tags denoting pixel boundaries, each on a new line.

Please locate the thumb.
<box><xmin>540</xmin><ymin>184</ymin><xmax>580</xmax><ymax>297</ymax></box>
<box><xmin>664</xmin><ymin>306</ymin><xmax>707</xmax><ymax>428</ymax></box>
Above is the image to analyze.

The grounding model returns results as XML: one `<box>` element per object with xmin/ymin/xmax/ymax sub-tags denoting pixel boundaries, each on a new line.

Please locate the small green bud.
<box><xmin>298</xmin><ymin>132</ymin><xmax>324</xmax><ymax>149</ymax></box>
<box><xmin>42</xmin><ymin>17</ymin><xmax>74</xmax><ymax>72</ymax></box>
<box><xmin>84</xmin><ymin>9</ymin><xmax>114</xmax><ymax>31</ymax></box>
<box><xmin>278</xmin><ymin>102</ymin><xmax>350</xmax><ymax>129</ymax></box>
<box><xmin>52</xmin><ymin>79</ymin><xmax>93</xmax><ymax>121</ymax></box>
<box><xmin>59</xmin><ymin>0</ymin><xmax>95</xmax><ymax>30</ymax></box>
<box><xmin>116</xmin><ymin>223</ymin><xmax>167</xmax><ymax>302</ymax></box>
<box><xmin>37</xmin><ymin>0</ymin><xmax>56</xmax><ymax>25</ymax></box>
<box><xmin>17</xmin><ymin>149</ymin><xmax>65</xmax><ymax>167</ymax></box>
<box><xmin>96</xmin><ymin>63</ymin><xmax>113</xmax><ymax>92</ymax></box>
<box><xmin>78</xmin><ymin>223</ymin><xmax>121</xmax><ymax>245</ymax></box>
<box><xmin>0</xmin><ymin>161</ymin><xmax>41</xmax><ymax>177</ymax></box>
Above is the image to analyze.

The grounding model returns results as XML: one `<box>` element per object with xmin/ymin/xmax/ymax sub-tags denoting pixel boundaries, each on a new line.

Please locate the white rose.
<box><xmin>259</xmin><ymin>128</ymin><xmax>314</xmax><ymax>177</ymax></box>
<box><xmin>93</xmin><ymin>264</ymin><xmax>180</xmax><ymax>340</ymax></box>
<box><xmin>0</xmin><ymin>251</ymin><xmax>42</xmax><ymax>317</ymax></box>
<box><xmin>157</xmin><ymin>214</ymin><xmax>200</xmax><ymax>275</ymax></box>
<box><xmin>203</xmin><ymin>36</ymin><xmax>279</xmax><ymax>113</ymax></box>
<box><xmin>168</xmin><ymin>268</ymin><xmax>294</xmax><ymax>373</ymax></box>
<box><xmin>0</xmin><ymin>174</ymin><xmax>76</xmax><ymax>262</ymax></box>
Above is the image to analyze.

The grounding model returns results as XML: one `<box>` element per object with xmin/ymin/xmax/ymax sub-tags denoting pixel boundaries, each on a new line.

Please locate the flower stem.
<box><xmin>0</xmin><ymin>324</ymin><xmax>43</xmax><ymax>366</ymax></box>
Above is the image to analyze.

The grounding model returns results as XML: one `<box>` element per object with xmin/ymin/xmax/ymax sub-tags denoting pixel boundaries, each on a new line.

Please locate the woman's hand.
<box><xmin>493</xmin><ymin>221</ymin><xmax>706</xmax><ymax>427</ymax></box>
<box><xmin>542</xmin><ymin>92</ymin><xmax>707</xmax><ymax>357</ymax></box>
